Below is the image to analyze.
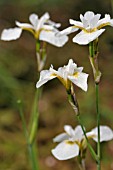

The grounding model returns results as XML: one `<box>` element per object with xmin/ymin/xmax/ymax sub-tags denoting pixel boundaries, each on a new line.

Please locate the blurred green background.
<box><xmin>0</xmin><ymin>0</ymin><xmax>113</xmax><ymax>170</ymax></box>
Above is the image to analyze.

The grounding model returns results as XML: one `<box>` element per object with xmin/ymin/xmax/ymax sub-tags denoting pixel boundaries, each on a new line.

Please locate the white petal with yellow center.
<box><xmin>73</xmin><ymin>29</ymin><xmax>105</xmax><ymax>45</ymax></box>
<box><xmin>52</xmin><ymin>141</ymin><xmax>79</xmax><ymax>160</ymax></box>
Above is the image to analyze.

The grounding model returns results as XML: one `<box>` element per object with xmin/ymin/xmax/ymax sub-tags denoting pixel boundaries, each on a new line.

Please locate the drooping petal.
<box><xmin>64</xmin><ymin>125</ymin><xmax>75</xmax><ymax>137</ymax></box>
<box><xmin>36</xmin><ymin>69</ymin><xmax>56</xmax><ymax>88</ymax></box>
<box><xmin>52</xmin><ymin>141</ymin><xmax>79</xmax><ymax>160</ymax></box>
<box><xmin>16</xmin><ymin>21</ymin><xmax>33</xmax><ymax>29</ymax></box>
<box><xmin>53</xmin><ymin>133</ymin><xmax>69</xmax><ymax>142</ymax></box>
<box><xmin>29</xmin><ymin>13</ymin><xmax>38</xmax><ymax>29</ymax></box>
<box><xmin>68</xmin><ymin>72</ymin><xmax>88</xmax><ymax>91</ymax></box>
<box><xmin>1</xmin><ymin>27</ymin><xmax>22</xmax><ymax>41</ymax></box>
<box><xmin>97</xmin><ymin>14</ymin><xmax>113</xmax><ymax>28</ymax></box>
<box><xmin>73</xmin><ymin>29</ymin><xmax>105</xmax><ymax>45</ymax></box>
<box><xmin>36</xmin><ymin>12</ymin><xmax>50</xmax><ymax>31</ymax></box>
<box><xmin>89</xmin><ymin>126</ymin><xmax>113</xmax><ymax>142</ymax></box>
<box><xmin>39</xmin><ymin>30</ymin><xmax>68</xmax><ymax>47</ymax></box>
<box><xmin>56</xmin><ymin>26</ymin><xmax>78</xmax><ymax>36</ymax></box>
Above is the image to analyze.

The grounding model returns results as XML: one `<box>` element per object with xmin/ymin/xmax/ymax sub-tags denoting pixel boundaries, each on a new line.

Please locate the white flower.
<box><xmin>1</xmin><ymin>12</ymin><xmax>68</xmax><ymax>47</ymax></box>
<box><xmin>52</xmin><ymin>125</ymin><xmax>113</xmax><ymax>160</ymax></box>
<box><xmin>58</xmin><ymin>11</ymin><xmax>113</xmax><ymax>45</ymax></box>
<box><xmin>36</xmin><ymin>59</ymin><xmax>88</xmax><ymax>91</ymax></box>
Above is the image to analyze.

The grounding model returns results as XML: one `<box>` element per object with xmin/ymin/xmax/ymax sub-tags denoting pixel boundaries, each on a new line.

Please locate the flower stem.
<box><xmin>77</xmin><ymin>115</ymin><xmax>98</xmax><ymax>163</ymax></box>
<box><xmin>17</xmin><ymin>100</ymin><xmax>39</xmax><ymax>170</ymax></box>
<box><xmin>67</xmin><ymin>89</ymin><xmax>99</xmax><ymax>163</ymax></box>
<box><xmin>95</xmin><ymin>84</ymin><xmax>101</xmax><ymax>170</ymax></box>
<box><xmin>89</xmin><ymin>41</ymin><xmax>101</xmax><ymax>170</ymax></box>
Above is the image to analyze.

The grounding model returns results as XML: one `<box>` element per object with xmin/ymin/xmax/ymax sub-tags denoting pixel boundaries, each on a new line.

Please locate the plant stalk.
<box><xmin>17</xmin><ymin>100</ymin><xmax>39</xmax><ymax>170</ymax></box>
<box><xmin>89</xmin><ymin>41</ymin><xmax>101</xmax><ymax>170</ymax></box>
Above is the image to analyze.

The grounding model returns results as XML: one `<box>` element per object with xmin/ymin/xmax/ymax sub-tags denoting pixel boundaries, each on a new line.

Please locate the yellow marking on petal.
<box><xmin>73</xmin><ymin>72</ymin><xmax>79</xmax><ymax>77</ymax></box>
<box><xmin>83</xmin><ymin>27</ymin><xmax>98</xmax><ymax>33</ymax></box>
<box><xmin>65</xmin><ymin>141</ymin><xmax>75</xmax><ymax>145</ymax></box>
<box><xmin>51</xmin><ymin>73</ymin><xmax>57</xmax><ymax>77</ymax></box>
<box><xmin>97</xmin><ymin>22</ymin><xmax>111</xmax><ymax>29</ymax></box>
<box><xmin>35</xmin><ymin>28</ymin><xmax>52</xmax><ymax>39</ymax></box>
<box><xmin>22</xmin><ymin>27</ymin><xmax>35</xmax><ymax>35</ymax></box>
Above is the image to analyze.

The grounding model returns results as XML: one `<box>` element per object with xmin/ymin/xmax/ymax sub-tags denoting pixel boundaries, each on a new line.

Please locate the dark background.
<box><xmin>0</xmin><ymin>0</ymin><xmax>113</xmax><ymax>169</ymax></box>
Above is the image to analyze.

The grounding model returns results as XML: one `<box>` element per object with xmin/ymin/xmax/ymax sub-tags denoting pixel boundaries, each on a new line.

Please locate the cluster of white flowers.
<box><xmin>1</xmin><ymin>11</ymin><xmax>113</xmax><ymax>46</ymax></box>
<box><xmin>1</xmin><ymin>12</ymin><xmax>68</xmax><ymax>47</ymax></box>
<box><xmin>52</xmin><ymin>125</ymin><xmax>113</xmax><ymax>160</ymax></box>
<box><xmin>1</xmin><ymin>11</ymin><xmax>113</xmax><ymax>163</ymax></box>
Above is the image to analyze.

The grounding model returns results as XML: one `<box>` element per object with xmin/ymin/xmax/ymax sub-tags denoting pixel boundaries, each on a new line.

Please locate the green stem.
<box><xmin>89</xmin><ymin>41</ymin><xmax>101</xmax><ymax>170</ymax></box>
<box><xmin>77</xmin><ymin>115</ymin><xmax>98</xmax><ymax>163</ymax></box>
<box><xmin>67</xmin><ymin>90</ymin><xmax>98</xmax><ymax>163</ymax></box>
<box><xmin>29</xmin><ymin>89</ymin><xmax>40</xmax><ymax>144</ymax></box>
<box><xmin>95</xmin><ymin>84</ymin><xmax>101</xmax><ymax>170</ymax></box>
<box><xmin>17</xmin><ymin>100</ymin><xmax>38</xmax><ymax>170</ymax></box>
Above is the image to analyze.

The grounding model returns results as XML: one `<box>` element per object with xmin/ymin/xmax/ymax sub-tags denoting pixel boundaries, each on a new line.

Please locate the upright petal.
<box><xmin>74</xmin><ymin>126</ymin><xmax>84</xmax><ymax>141</ymax></box>
<box><xmin>52</xmin><ymin>141</ymin><xmax>79</xmax><ymax>160</ymax></box>
<box><xmin>36</xmin><ymin>69</ymin><xmax>56</xmax><ymax>88</ymax></box>
<box><xmin>29</xmin><ymin>13</ymin><xmax>38</xmax><ymax>29</ymax></box>
<box><xmin>53</xmin><ymin>133</ymin><xmax>69</xmax><ymax>142</ymax></box>
<box><xmin>89</xmin><ymin>126</ymin><xmax>113</xmax><ymax>142</ymax></box>
<box><xmin>36</xmin><ymin>12</ymin><xmax>50</xmax><ymax>31</ymax></box>
<box><xmin>64</xmin><ymin>125</ymin><xmax>75</xmax><ymax>137</ymax></box>
<box><xmin>90</xmin><ymin>14</ymin><xmax>101</xmax><ymax>28</ymax></box>
<box><xmin>84</xmin><ymin>11</ymin><xmax>95</xmax><ymax>21</ymax></box>
<box><xmin>39</xmin><ymin>30</ymin><xmax>68</xmax><ymax>47</ymax></box>
<box><xmin>73</xmin><ymin>29</ymin><xmax>105</xmax><ymax>45</ymax></box>
<box><xmin>1</xmin><ymin>27</ymin><xmax>22</xmax><ymax>41</ymax></box>
<box><xmin>68</xmin><ymin>72</ymin><xmax>88</xmax><ymax>91</ymax></box>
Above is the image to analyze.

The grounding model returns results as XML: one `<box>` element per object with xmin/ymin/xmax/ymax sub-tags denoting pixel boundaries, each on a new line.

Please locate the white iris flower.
<box><xmin>36</xmin><ymin>59</ymin><xmax>88</xmax><ymax>91</ymax></box>
<box><xmin>1</xmin><ymin>12</ymin><xmax>68</xmax><ymax>47</ymax></box>
<box><xmin>58</xmin><ymin>11</ymin><xmax>113</xmax><ymax>45</ymax></box>
<box><xmin>52</xmin><ymin>125</ymin><xmax>113</xmax><ymax>160</ymax></box>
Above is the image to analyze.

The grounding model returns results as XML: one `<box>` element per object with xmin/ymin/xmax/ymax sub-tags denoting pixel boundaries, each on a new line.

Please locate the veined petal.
<box><xmin>56</xmin><ymin>26</ymin><xmax>78</xmax><ymax>36</ymax></box>
<box><xmin>39</xmin><ymin>30</ymin><xmax>68</xmax><ymax>47</ymax></box>
<box><xmin>53</xmin><ymin>133</ymin><xmax>69</xmax><ymax>142</ymax></box>
<box><xmin>68</xmin><ymin>72</ymin><xmax>88</xmax><ymax>91</ymax></box>
<box><xmin>73</xmin><ymin>29</ymin><xmax>105</xmax><ymax>45</ymax></box>
<box><xmin>36</xmin><ymin>69</ymin><xmax>56</xmax><ymax>88</ymax></box>
<box><xmin>69</xmin><ymin>19</ymin><xmax>83</xmax><ymax>28</ymax></box>
<box><xmin>52</xmin><ymin>141</ymin><xmax>79</xmax><ymax>160</ymax></box>
<box><xmin>89</xmin><ymin>126</ymin><xmax>113</xmax><ymax>142</ymax></box>
<box><xmin>16</xmin><ymin>21</ymin><xmax>33</xmax><ymax>29</ymax></box>
<box><xmin>29</xmin><ymin>13</ymin><xmax>38</xmax><ymax>29</ymax></box>
<box><xmin>1</xmin><ymin>27</ymin><xmax>22</xmax><ymax>41</ymax></box>
<box><xmin>36</xmin><ymin>12</ymin><xmax>50</xmax><ymax>31</ymax></box>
